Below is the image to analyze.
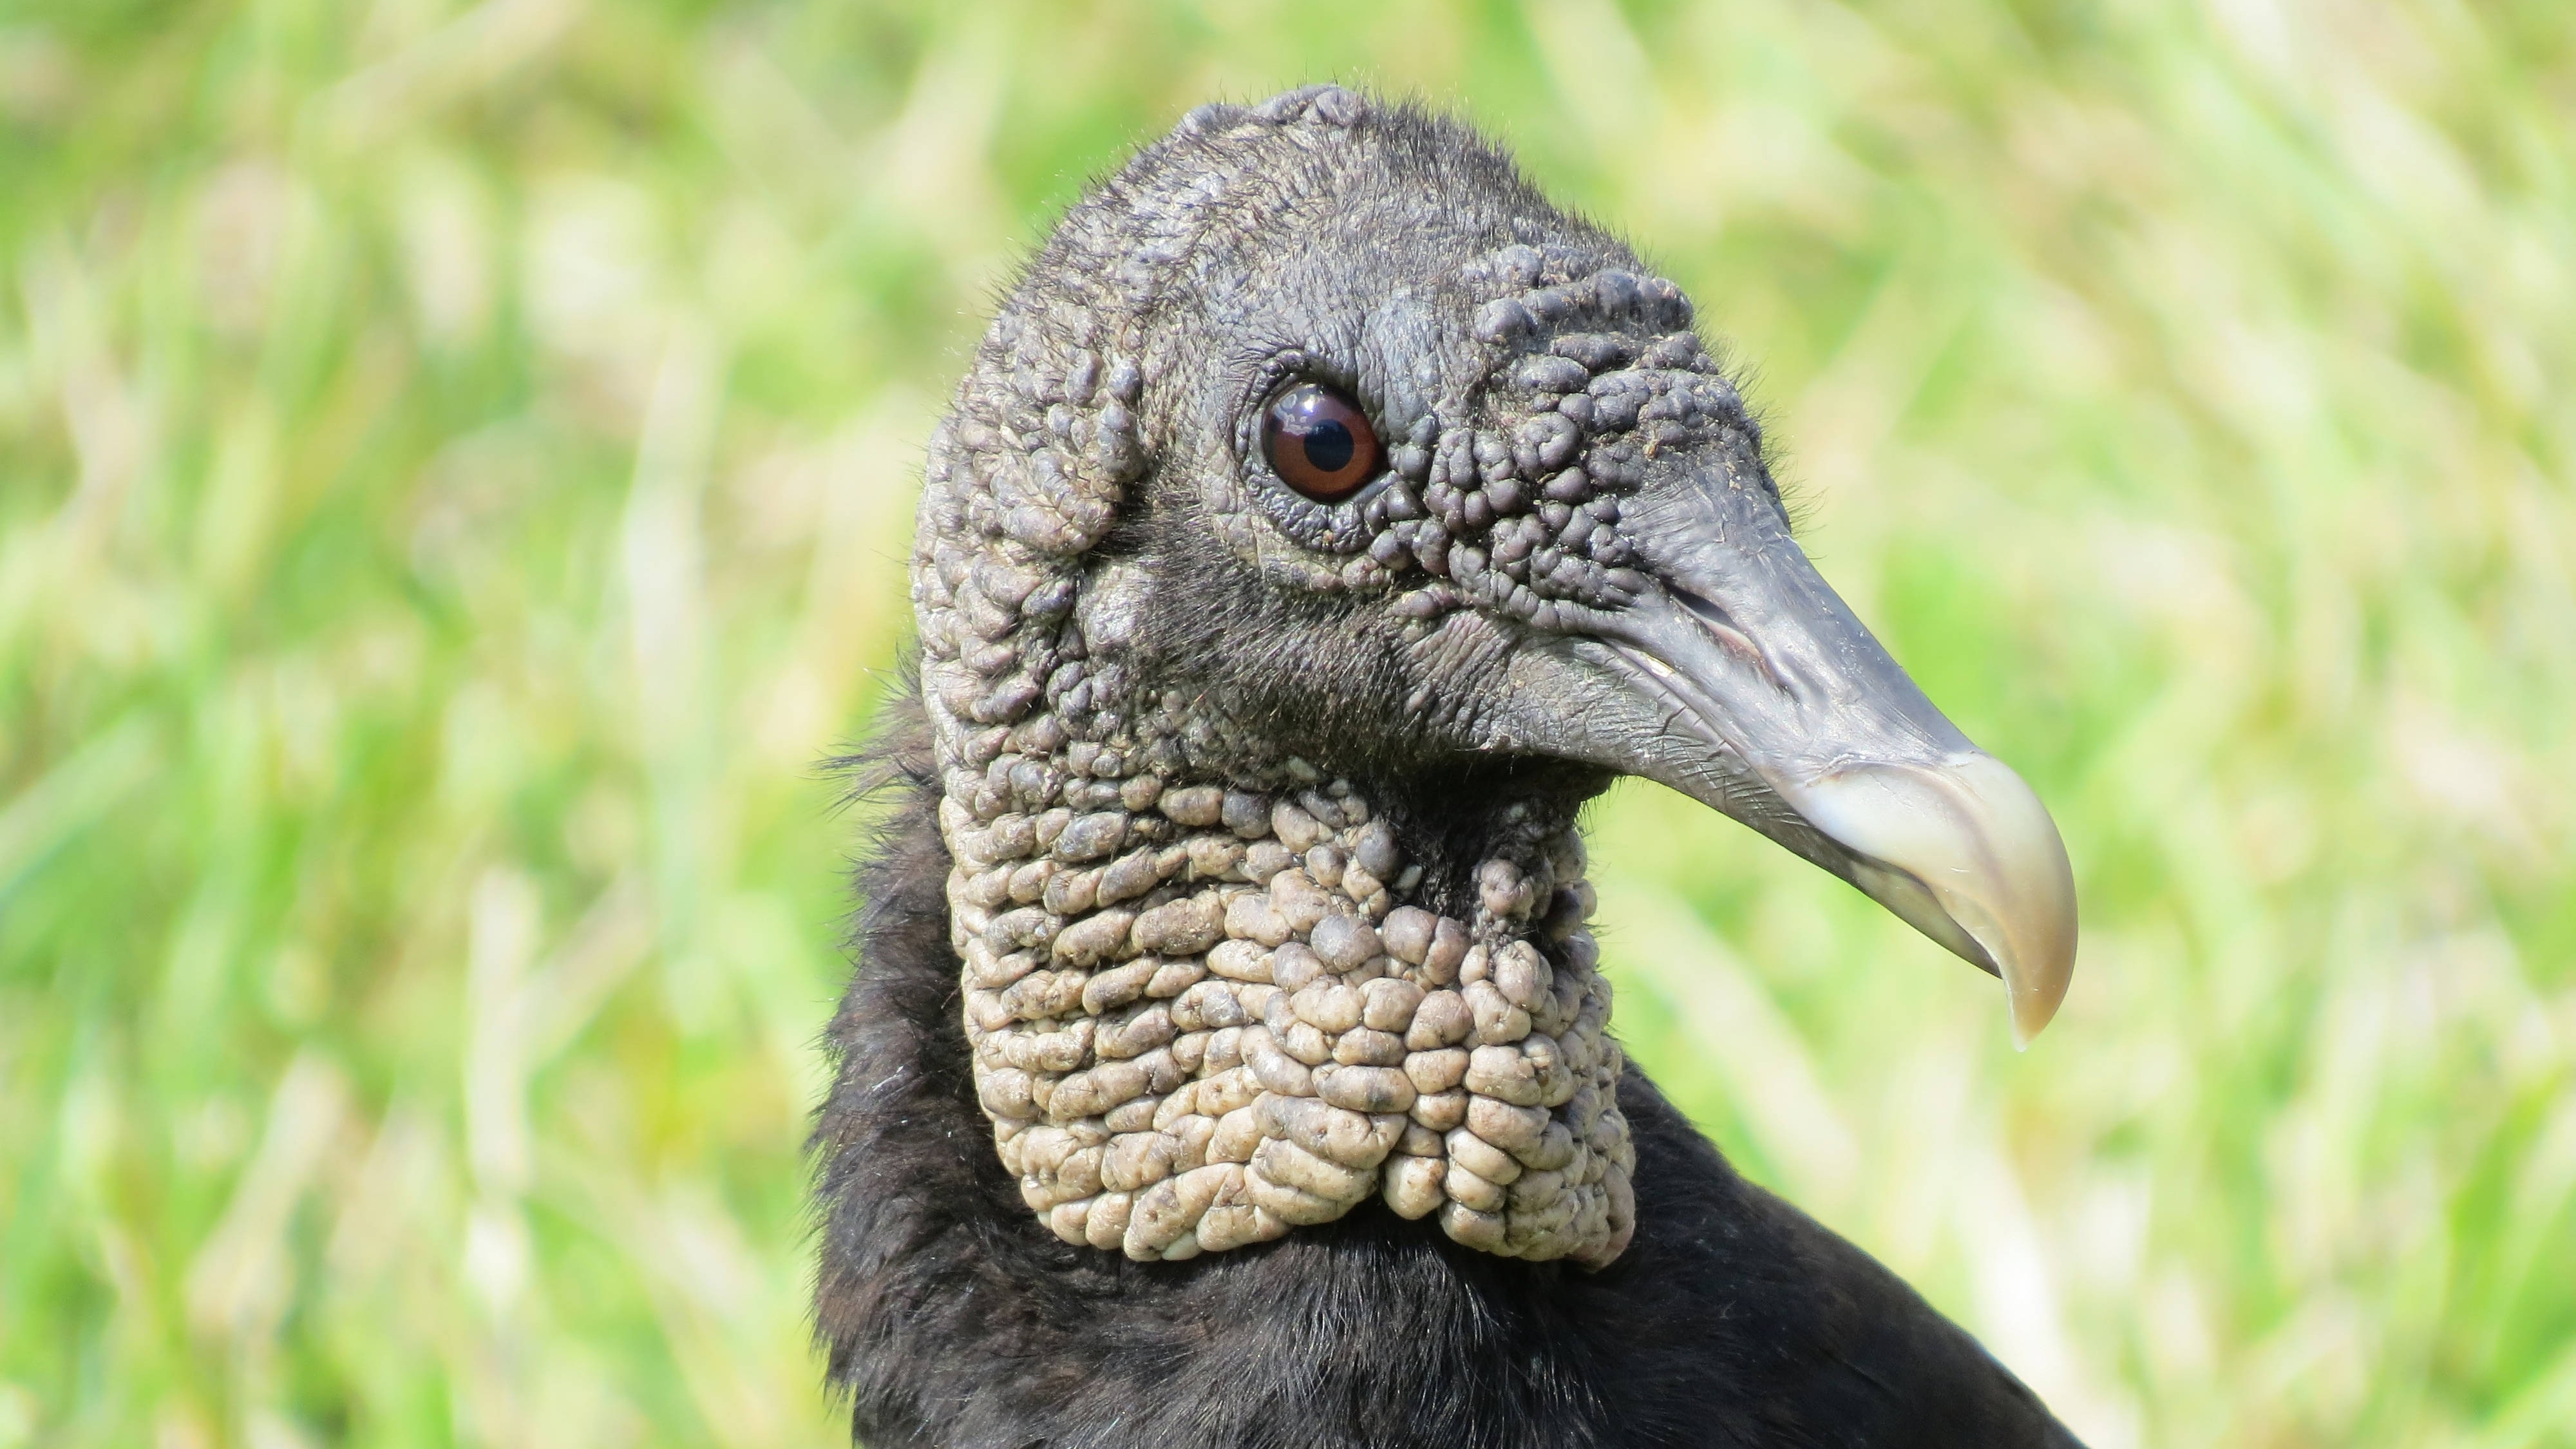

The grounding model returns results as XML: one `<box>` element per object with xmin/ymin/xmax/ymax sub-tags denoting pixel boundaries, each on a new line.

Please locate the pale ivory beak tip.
<box><xmin>1786</xmin><ymin>753</ymin><xmax>2078</xmax><ymax>1048</ymax></box>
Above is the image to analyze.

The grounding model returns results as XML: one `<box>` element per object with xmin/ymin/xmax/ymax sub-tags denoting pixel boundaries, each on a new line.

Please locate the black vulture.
<box><xmin>813</xmin><ymin>87</ymin><xmax>2084</xmax><ymax>1448</ymax></box>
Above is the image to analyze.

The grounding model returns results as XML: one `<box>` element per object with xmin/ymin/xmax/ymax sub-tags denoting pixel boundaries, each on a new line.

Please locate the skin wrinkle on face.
<box><xmin>913</xmin><ymin>86</ymin><xmax>1803</xmax><ymax>1268</ymax></box>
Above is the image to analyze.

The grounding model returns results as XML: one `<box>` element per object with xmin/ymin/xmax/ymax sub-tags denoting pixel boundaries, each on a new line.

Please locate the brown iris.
<box><xmin>1262</xmin><ymin>382</ymin><xmax>1380</xmax><ymax>501</ymax></box>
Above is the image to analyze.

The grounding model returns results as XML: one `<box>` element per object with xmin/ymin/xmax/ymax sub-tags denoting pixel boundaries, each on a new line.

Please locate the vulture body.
<box><xmin>813</xmin><ymin>88</ymin><xmax>2084</xmax><ymax>1448</ymax></box>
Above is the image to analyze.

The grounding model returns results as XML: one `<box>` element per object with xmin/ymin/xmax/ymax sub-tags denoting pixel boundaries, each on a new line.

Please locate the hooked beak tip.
<box><xmin>1783</xmin><ymin>753</ymin><xmax>2078</xmax><ymax>1048</ymax></box>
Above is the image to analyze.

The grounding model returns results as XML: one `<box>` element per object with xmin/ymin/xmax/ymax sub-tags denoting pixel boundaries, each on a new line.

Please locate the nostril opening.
<box><xmin>1672</xmin><ymin>583</ymin><xmax>1734</xmax><ymax>634</ymax></box>
<box><xmin>1671</xmin><ymin>583</ymin><xmax>1791</xmax><ymax>696</ymax></box>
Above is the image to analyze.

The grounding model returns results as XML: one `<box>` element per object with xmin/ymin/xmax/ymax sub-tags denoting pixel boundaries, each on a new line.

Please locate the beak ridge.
<box><xmin>1482</xmin><ymin>450</ymin><xmax>2080</xmax><ymax>1046</ymax></box>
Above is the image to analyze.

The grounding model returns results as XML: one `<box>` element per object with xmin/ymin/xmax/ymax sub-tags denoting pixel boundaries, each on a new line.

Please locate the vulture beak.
<box><xmin>1504</xmin><ymin>464</ymin><xmax>2078</xmax><ymax>1046</ymax></box>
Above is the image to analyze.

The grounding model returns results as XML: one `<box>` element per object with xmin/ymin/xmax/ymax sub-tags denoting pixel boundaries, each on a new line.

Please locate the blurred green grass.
<box><xmin>3</xmin><ymin>1</ymin><xmax>2571</xmax><ymax>1444</ymax></box>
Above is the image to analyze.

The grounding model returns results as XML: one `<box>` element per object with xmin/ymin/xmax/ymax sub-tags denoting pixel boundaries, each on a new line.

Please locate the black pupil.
<box><xmin>1267</xmin><ymin>383</ymin><xmax>1376</xmax><ymax>500</ymax></box>
<box><xmin>1300</xmin><ymin>418</ymin><xmax>1355</xmax><ymax>473</ymax></box>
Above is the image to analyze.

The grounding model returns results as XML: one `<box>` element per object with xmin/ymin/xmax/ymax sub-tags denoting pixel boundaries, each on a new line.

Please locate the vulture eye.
<box><xmin>1262</xmin><ymin>382</ymin><xmax>1380</xmax><ymax>501</ymax></box>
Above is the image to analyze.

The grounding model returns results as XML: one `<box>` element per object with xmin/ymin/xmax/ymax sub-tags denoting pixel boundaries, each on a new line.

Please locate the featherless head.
<box><xmin>912</xmin><ymin>86</ymin><xmax>2076</xmax><ymax>1267</ymax></box>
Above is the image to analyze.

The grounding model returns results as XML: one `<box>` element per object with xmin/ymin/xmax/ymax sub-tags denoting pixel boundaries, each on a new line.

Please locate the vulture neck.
<box><xmin>917</xmin><ymin>529</ymin><xmax>1642</xmax><ymax>1265</ymax></box>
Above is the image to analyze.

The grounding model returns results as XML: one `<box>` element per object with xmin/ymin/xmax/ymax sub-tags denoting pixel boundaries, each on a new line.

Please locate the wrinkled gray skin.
<box><xmin>821</xmin><ymin>85</ymin><xmax>2083</xmax><ymax>1446</ymax></box>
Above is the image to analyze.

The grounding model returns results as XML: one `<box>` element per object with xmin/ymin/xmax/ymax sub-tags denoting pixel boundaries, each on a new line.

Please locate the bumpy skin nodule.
<box><xmin>822</xmin><ymin>86</ymin><xmax>2086</xmax><ymax>1448</ymax></box>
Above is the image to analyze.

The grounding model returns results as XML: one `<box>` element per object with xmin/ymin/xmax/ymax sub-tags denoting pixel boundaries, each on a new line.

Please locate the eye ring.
<box><xmin>1261</xmin><ymin>381</ymin><xmax>1381</xmax><ymax>501</ymax></box>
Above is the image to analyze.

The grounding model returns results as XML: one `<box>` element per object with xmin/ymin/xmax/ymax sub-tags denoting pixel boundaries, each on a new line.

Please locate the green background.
<box><xmin>4</xmin><ymin>1</ymin><xmax>2571</xmax><ymax>1444</ymax></box>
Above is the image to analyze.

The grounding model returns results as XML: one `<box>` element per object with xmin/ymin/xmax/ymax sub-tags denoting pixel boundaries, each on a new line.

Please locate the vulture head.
<box><xmin>911</xmin><ymin>86</ymin><xmax>2076</xmax><ymax>1271</ymax></box>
